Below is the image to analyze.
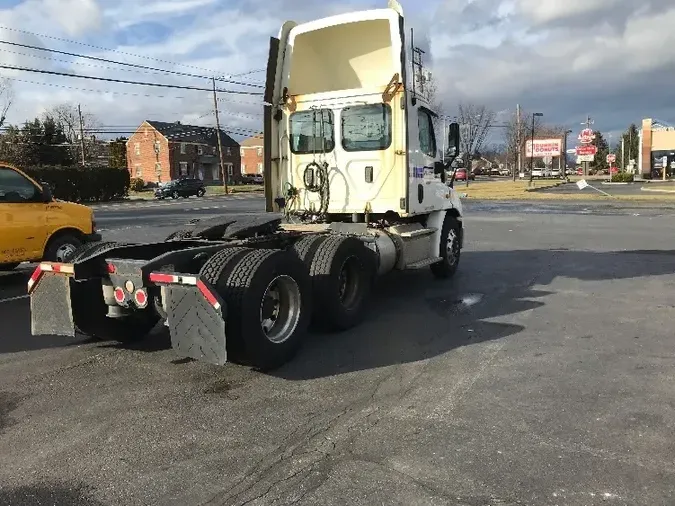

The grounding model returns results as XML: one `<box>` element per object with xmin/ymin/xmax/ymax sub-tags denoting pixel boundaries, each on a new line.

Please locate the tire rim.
<box><xmin>173</xmin><ymin>191</ymin><xmax>179</xmax><ymax>198</ymax></box>
<box><xmin>56</xmin><ymin>243</ymin><xmax>77</xmax><ymax>262</ymax></box>
<box><xmin>259</xmin><ymin>275</ymin><xmax>302</xmax><ymax>344</ymax></box>
<box><xmin>338</xmin><ymin>255</ymin><xmax>361</xmax><ymax>309</ymax></box>
<box><xmin>445</xmin><ymin>229</ymin><xmax>459</xmax><ymax>266</ymax></box>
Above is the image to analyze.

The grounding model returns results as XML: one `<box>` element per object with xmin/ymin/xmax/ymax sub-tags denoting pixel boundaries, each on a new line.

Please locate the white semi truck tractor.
<box><xmin>27</xmin><ymin>1</ymin><xmax>464</xmax><ymax>371</ymax></box>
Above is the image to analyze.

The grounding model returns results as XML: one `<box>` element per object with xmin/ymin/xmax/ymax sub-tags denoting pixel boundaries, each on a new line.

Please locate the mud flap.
<box><xmin>164</xmin><ymin>284</ymin><xmax>228</xmax><ymax>365</ymax></box>
<box><xmin>30</xmin><ymin>273</ymin><xmax>76</xmax><ymax>337</ymax></box>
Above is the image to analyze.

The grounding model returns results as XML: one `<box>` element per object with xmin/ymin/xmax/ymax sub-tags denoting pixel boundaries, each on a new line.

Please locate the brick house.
<box><xmin>240</xmin><ymin>136</ymin><xmax>264</xmax><ymax>176</ymax></box>
<box><xmin>126</xmin><ymin>120</ymin><xmax>241</xmax><ymax>184</ymax></box>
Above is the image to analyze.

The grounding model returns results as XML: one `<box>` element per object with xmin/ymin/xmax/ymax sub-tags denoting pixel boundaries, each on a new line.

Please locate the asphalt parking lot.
<box><xmin>1</xmin><ymin>196</ymin><xmax>675</xmax><ymax>505</ymax></box>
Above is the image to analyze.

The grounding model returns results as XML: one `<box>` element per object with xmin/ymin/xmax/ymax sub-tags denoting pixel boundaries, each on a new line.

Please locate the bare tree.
<box><xmin>503</xmin><ymin>108</ymin><xmax>546</xmax><ymax>178</ymax></box>
<box><xmin>457</xmin><ymin>102</ymin><xmax>495</xmax><ymax>185</ymax></box>
<box><xmin>0</xmin><ymin>78</ymin><xmax>14</xmax><ymax>128</ymax></box>
<box><xmin>43</xmin><ymin>103</ymin><xmax>100</xmax><ymax>164</ymax></box>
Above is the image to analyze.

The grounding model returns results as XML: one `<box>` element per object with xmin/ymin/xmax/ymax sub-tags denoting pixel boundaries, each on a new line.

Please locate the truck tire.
<box><xmin>308</xmin><ymin>236</ymin><xmax>376</xmax><ymax>330</ymax></box>
<box><xmin>430</xmin><ymin>213</ymin><xmax>461</xmax><ymax>279</ymax></box>
<box><xmin>71</xmin><ymin>279</ymin><xmax>159</xmax><ymax>343</ymax></box>
<box><xmin>207</xmin><ymin>248</ymin><xmax>312</xmax><ymax>371</ymax></box>
<box><xmin>45</xmin><ymin>233</ymin><xmax>83</xmax><ymax>263</ymax></box>
<box><xmin>292</xmin><ymin>234</ymin><xmax>329</xmax><ymax>264</ymax></box>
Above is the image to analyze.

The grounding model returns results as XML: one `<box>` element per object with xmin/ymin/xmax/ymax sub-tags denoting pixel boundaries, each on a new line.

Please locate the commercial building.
<box><xmin>639</xmin><ymin>118</ymin><xmax>675</xmax><ymax>177</ymax></box>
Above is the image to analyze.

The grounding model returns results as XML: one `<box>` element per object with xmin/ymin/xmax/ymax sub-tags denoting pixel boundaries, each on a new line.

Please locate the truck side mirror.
<box><xmin>446</xmin><ymin>122</ymin><xmax>460</xmax><ymax>160</ymax></box>
<box><xmin>40</xmin><ymin>181</ymin><xmax>53</xmax><ymax>202</ymax></box>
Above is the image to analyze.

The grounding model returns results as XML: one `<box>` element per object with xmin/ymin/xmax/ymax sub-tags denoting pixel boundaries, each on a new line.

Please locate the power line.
<box><xmin>0</xmin><ymin>47</ymin><xmax>194</xmax><ymax>80</ymax></box>
<box><xmin>0</xmin><ymin>39</ymin><xmax>263</xmax><ymax>88</ymax></box>
<box><xmin>3</xmin><ymin>76</ymin><xmax>189</xmax><ymax>99</ymax></box>
<box><xmin>0</xmin><ymin>64</ymin><xmax>264</xmax><ymax>95</ymax></box>
<box><xmin>0</xmin><ymin>25</ymin><xmax>223</xmax><ymax>74</ymax></box>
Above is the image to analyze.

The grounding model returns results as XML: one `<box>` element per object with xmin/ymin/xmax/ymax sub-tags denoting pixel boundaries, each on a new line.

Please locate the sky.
<box><xmin>0</xmin><ymin>0</ymin><xmax>674</xmax><ymax>146</ymax></box>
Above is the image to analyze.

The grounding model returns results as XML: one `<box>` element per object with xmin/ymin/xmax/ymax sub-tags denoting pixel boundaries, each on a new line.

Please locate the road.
<box><xmin>1</xmin><ymin>195</ymin><xmax>675</xmax><ymax>505</ymax></box>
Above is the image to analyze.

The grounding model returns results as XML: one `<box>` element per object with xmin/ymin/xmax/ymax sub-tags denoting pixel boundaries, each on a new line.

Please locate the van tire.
<box><xmin>45</xmin><ymin>233</ymin><xmax>83</xmax><ymax>263</ymax></box>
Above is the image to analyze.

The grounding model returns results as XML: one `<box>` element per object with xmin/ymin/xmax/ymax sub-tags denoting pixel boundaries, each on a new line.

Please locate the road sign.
<box><xmin>525</xmin><ymin>138</ymin><xmax>562</xmax><ymax>157</ymax></box>
<box><xmin>606</xmin><ymin>154</ymin><xmax>616</xmax><ymax>163</ymax></box>
<box><xmin>577</xmin><ymin>154</ymin><xmax>595</xmax><ymax>163</ymax></box>
<box><xmin>578</xmin><ymin>128</ymin><xmax>595</xmax><ymax>144</ymax></box>
<box><xmin>576</xmin><ymin>179</ymin><xmax>589</xmax><ymax>190</ymax></box>
<box><xmin>576</xmin><ymin>145</ymin><xmax>597</xmax><ymax>156</ymax></box>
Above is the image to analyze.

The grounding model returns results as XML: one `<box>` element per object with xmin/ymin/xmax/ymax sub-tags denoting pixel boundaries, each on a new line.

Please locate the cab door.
<box><xmin>0</xmin><ymin>167</ymin><xmax>48</xmax><ymax>263</ymax></box>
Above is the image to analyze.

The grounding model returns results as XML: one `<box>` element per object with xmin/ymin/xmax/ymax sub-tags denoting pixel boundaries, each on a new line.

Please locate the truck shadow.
<box><xmin>274</xmin><ymin>248</ymin><xmax>675</xmax><ymax>380</ymax></box>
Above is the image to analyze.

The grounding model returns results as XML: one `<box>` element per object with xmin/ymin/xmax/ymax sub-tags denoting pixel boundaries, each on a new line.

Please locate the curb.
<box><xmin>640</xmin><ymin>187</ymin><xmax>675</xmax><ymax>194</ymax></box>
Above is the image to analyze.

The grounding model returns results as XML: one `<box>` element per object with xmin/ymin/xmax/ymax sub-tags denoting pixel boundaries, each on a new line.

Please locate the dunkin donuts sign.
<box><xmin>525</xmin><ymin>139</ymin><xmax>562</xmax><ymax>158</ymax></box>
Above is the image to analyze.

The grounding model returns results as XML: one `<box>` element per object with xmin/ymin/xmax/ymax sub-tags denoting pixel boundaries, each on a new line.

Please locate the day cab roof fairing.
<box><xmin>276</xmin><ymin>8</ymin><xmax>405</xmax><ymax>105</ymax></box>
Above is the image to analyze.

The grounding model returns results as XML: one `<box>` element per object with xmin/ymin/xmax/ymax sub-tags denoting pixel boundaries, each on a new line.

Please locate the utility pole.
<box><xmin>514</xmin><ymin>104</ymin><xmax>520</xmax><ymax>181</ymax></box>
<box><xmin>621</xmin><ymin>136</ymin><xmax>625</xmax><ymax>171</ymax></box>
<box><xmin>77</xmin><ymin>104</ymin><xmax>86</xmax><ymax>166</ymax></box>
<box><xmin>212</xmin><ymin>77</ymin><xmax>228</xmax><ymax>193</ymax></box>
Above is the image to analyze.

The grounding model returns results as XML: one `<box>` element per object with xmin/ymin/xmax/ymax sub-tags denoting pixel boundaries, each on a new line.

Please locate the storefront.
<box><xmin>639</xmin><ymin>118</ymin><xmax>675</xmax><ymax>177</ymax></box>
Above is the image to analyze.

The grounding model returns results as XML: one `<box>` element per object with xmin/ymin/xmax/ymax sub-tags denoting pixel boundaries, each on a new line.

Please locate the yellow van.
<box><xmin>0</xmin><ymin>163</ymin><xmax>101</xmax><ymax>270</ymax></box>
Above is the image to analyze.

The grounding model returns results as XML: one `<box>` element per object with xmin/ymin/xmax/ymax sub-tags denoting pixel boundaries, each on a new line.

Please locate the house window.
<box><xmin>226</xmin><ymin>163</ymin><xmax>233</xmax><ymax>176</ymax></box>
<box><xmin>154</xmin><ymin>162</ymin><xmax>162</xmax><ymax>175</ymax></box>
<box><xmin>257</xmin><ymin>147</ymin><xmax>262</xmax><ymax>157</ymax></box>
<box><xmin>134</xmin><ymin>143</ymin><xmax>140</xmax><ymax>155</ymax></box>
<box><xmin>214</xmin><ymin>146</ymin><xmax>218</xmax><ymax>155</ymax></box>
<box><xmin>225</xmin><ymin>147</ymin><xmax>231</xmax><ymax>156</ymax></box>
<box><xmin>241</xmin><ymin>164</ymin><xmax>246</xmax><ymax>174</ymax></box>
<box><xmin>135</xmin><ymin>164</ymin><xmax>142</xmax><ymax>177</ymax></box>
<box><xmin>180</xmin><ymin>143</ymin><xmax>186</xmax><ymax>154</ymax></box>
<box><xmin>153</xmin><ymin>140</ymin><xmax>161</xmax><ymax>153</ymax></box>
<box><xmin>257</xmin><ymin>162</ymin><xmax>263</xmax><ymax>173</ymax></box>
<box><xmin>179</xmin><ymin>161</ymin><xmax>188</xmax><ymax>176</ymax></box>
<box><xmin>240</xmin><ymin>148</ymin><xmax>245</xmax><ymax>157</ymax></box>
<box><xmin>197</xmin><ymin>145</ymin><xmax>203</xmax><ymax>155</ymax></box>
<box><xmin>212</xmin><ymin>165</ymin><xmax>220</xmax><ymax>180</ymax></box>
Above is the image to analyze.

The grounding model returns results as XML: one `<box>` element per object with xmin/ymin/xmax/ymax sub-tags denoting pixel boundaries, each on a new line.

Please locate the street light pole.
<box><xmin>529</xmin><ymin>112</ymin><xmax>543</xmax><ymax>184</ymax></box>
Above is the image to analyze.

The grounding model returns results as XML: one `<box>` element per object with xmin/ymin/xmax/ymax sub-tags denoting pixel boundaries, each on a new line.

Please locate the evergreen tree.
<box><xmin>591</xmin><ymin>130</ymin><xmax>609</xmax><ymax>172</ymax></box>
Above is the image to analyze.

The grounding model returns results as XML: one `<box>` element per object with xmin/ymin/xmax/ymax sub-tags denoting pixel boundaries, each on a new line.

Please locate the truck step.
<box><xmin>405</xmin><ymin>257</ymin><xmax>442</xmax><ymax>269</ymax></box>
<box><xmin>398</xmin><ymin>227</ymin><xmax>436</xmax><ymax>238</ymax></box>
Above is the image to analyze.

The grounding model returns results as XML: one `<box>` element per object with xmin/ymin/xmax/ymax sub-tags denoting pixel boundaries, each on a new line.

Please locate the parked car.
<box><xmin>252</xmin><ymin>174</ymin><xmax>264</xmax><ymax>184</ymax></box>
<box><xmin>499</xmin><ymin>168</ymin><xmax>511</xmax><ymax>176</ymax></box>
<box><xmin>454</xmin><ymin>168</ymin><xmax>474</xmax><ymax>181</ymax></box>
<box><xmin>154</xmin><ymin>178</ymin><xmax>206</xmax><ymax>199</ymax></box>
<box><xmin>550</xmin><ymin>168</ymin><xmax>561</xmax><ymax>178</ymax></box>
<box><xmin>531</xmin><ymin>168</ymin><xmax>551</xmax><ymax>178</ymax></box>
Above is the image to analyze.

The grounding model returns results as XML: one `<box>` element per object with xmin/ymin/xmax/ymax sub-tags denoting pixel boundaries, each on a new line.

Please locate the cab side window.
<box><xmin>0</xmin><ymin>168</ymin><xmax>38</xmax><ymax>203</ymax></box>
<box><xmin>417</xmin><ymin>109</ymin><xmax>437</xmax><ymax>158</ymax></box>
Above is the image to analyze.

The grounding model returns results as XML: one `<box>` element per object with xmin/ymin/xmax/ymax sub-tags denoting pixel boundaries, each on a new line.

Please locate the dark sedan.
<box><xmin>154</xmin><ymin>178</ymin><xmax>206</xmax><ymax>199</ymax></box>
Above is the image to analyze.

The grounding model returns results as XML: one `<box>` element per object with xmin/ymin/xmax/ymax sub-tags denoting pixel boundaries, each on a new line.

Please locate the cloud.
<box><xmin>0</xmin><ymin>0</ymin><xmax>673</xmax><ymax>147</ymax></box>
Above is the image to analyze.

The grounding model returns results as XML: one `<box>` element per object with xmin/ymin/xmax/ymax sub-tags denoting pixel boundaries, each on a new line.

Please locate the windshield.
<box><xmin>341</xmin><ymin>104</ymin><xmax>392</xmax><ymax>152</ymax></box>
<box><xmin>289</xmin><ymin>109</ymin><xmax>335</xmax><ymax>154</ymax></box>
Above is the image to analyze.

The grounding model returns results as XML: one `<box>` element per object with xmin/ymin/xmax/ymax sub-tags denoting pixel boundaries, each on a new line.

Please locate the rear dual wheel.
<box><xmin>200</xmin><ymin>247</ymin><xmax>312</xmax><ymax>371</ymax></box>
<box><xmin>293</xmin><ymin>235</ymin><xmax>376</xmax><ymax>331</ymax></box>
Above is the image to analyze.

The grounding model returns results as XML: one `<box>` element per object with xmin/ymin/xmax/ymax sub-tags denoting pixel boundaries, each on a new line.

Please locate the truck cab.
<box><xmin>263</xmin><ymin>2</ymin><xmax>461</xmax><ymax>221</ymax></box>
<box><xmin>0</xmin><ymin>163</ymin><xmax>101</xmax><ymax>270</ymax></box>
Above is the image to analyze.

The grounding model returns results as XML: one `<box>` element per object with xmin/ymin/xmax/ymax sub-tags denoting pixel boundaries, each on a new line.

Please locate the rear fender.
<box><xmin>148</xmin><ymin>271</ymin><xmax>228</xmax><ymax>365</ymax></box>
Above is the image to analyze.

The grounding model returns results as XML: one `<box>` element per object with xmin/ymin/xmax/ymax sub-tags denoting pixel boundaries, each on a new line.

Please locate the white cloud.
<box><xmin>0</xmin><ymin>0</ymin><xmax>673</xmax><ymax>144</ymax></box>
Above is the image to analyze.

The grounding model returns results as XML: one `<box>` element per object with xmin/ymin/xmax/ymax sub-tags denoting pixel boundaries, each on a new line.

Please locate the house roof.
<box><xmin>145</xmin><ymin>120</ymin><xmax>239</xmax><ymax>147</ymax></box>
<box><xmin>240</xmin><ymin>136</ymin><xmax>263</xmax><ymax>147</ymax></box>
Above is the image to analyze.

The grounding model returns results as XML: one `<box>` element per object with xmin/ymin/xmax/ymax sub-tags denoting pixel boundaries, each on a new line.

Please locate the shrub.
<box><xmin>611</xmin><ymin>172</ymin><xmax>634</xmax><ymax>183</ymax></box>
<box><xmin>129</xmin><ymin>177</ymin><xmax>145</xmax><ymax>192</ymax></box>
<box><xmin>24</xmin><ymin>165</ymin><xmax>130</xmax><ymax>202</ymax></box>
